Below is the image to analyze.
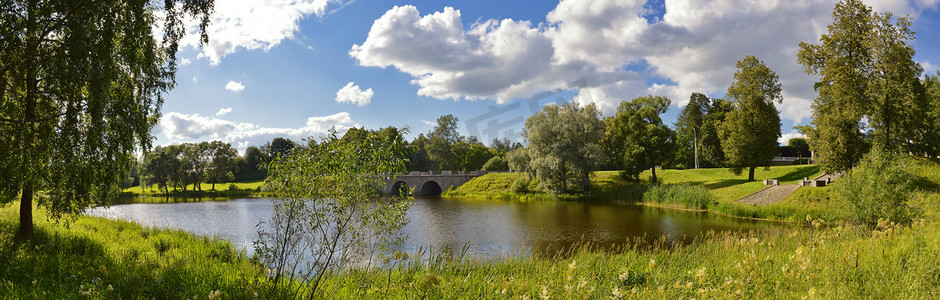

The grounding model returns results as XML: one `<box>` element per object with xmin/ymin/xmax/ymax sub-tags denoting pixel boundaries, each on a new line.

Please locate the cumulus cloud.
<box><xmin>225</xmin><ymin>81</ymin><xmax>245</xmax><ymax>92</ymax></box>
<box><xmin>351</xmin><ymin>0</ymin><xmax>940</xmax><ymax>122</ymax></box>
<box><xmin>335</xmin><ymin>82</ymin><xmax>374</xmax><ymax>106</ymax></box>
<box><xmin>181</xmin><ymin>0</ymin><xmax>344</xmax><ymax>65</ymax></box>
<box><xmin>215</xmin><ymin>107</ymin><xmax>233</xmax><ymax>116</ymax></box>
<box><xmin>180</xmin><ymin>58</ymin><xmax>191</xmax><ymax>66</ymax></box>
<box><xmin>159</xmin><ymin>112</ymin><xmax>356</xmax><ymax>151</ymax></box>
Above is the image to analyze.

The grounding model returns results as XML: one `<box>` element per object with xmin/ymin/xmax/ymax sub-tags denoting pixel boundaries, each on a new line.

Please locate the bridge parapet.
<box><xmin>384</xmin><ymin>171</ymin><xmax>487</xmax><ymax>196</ymax></box>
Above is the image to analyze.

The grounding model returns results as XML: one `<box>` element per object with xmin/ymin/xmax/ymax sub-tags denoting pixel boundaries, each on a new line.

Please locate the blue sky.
<box><xmin>156</xmin><ymin>0</ymin><xmax>940</xmax><ymax>153</ymax></box>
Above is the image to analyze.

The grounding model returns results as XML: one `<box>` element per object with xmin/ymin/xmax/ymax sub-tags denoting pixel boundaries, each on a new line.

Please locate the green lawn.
<box><xmin>449</xmin><ymin>164</ymin><xmax>822</xmax><ymax>203</ymax></box>
<box><xmin>122</xmin><ymin>179</ymin><xmax>267</xmax><ymax>197</ymax></box>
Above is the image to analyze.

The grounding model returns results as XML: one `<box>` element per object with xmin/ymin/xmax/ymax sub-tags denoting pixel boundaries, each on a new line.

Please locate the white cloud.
<box><xmin>215</xmin><ymin>107</ymin><xmax>233</xmax><ymax>116</ymax></box>
<box><xmin>351</xmin><ymin>0</ymin><xmax>940</xmax><ymax>122</ymax></box>
<box><xmin>181</xmin><ymin>0</ymin><xmax>344</xmax><ymax>65</ymax></box>
<box><xmin>923</xmin><ymin>60</ymin><xmax>939</xmax><ymax>75</ymax></box>
<box><xmin>180</xmin><ymin>58</ymin><xmax>191</xmax><ymax>66</ymax></box>
<box><xmin>420</xmin><ymin>120</ymin><xmax>435</xmax><ymax>126</ymax></box>
<box><xmin>225</xmin><ymin>81</ymin><xmax>245</xmax><ymax>92</ymax></box>
<box><xmin>335</xmin><ymin>82</ymin><xmax>374</xmax><ymax>106</ymax></box>
<box><xmin>779</xmin><ymin>131</ymin><xmax>806</xmax><ymax>145</ymax></box>
<box><xmin>192</xmin><ymin>76</ymin><xmax>198</xmax><ymax>84</ymax></box>
<box><xmin>158</xmin><ymin>112</ymin><xmax>356</xmax><ymax>151</ymax></box>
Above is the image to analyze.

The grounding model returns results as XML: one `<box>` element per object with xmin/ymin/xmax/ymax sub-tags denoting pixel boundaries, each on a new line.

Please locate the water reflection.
<box><xmin>86</xmin><ymin>196</ymin><xmax>787</xmax><ymax>258</ymax></box>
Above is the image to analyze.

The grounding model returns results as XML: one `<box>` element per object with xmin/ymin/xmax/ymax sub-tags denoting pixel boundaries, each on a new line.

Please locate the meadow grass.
<box><xmin>0</xmin><ymin>202</ymin><xmax>268</xmax><ymax>299</ymax></box>
<box><xmin>318</xmin><ymin>217</ymin><xmax>940</xmax><ymax>299</ymax></box>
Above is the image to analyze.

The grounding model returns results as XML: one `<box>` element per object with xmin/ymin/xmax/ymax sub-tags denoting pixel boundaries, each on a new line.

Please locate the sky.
<box><xmin>156</xmin><ymin>0</ymin><xmax>940</xmax><ymax>154</ymax></box>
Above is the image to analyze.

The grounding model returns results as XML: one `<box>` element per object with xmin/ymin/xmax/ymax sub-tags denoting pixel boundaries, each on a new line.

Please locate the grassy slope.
<box><xmin>451</xmin><ymin>165</ymin><xmax>822</xmax><ymax>203</ymax></box>
<box><xmin>0</xmin><ymin>203</ymin><xmax>266</xmax><ymax>298</ymax></box>
<box><xmin>121</xmin><ymin>179</ymin><xmax>268</xmax><ymax>197</ymax></box>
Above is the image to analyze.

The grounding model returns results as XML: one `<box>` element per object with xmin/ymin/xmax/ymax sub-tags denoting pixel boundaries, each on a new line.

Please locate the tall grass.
<box><xmin>641</xmin><ymin>184</ymin><xmax>714</xmax><ymax>209</ymax></box>
<box><xmin>0</xmin><ymin>202</ymin><xmax>268</xmax><ymax>298</ymax></box>
<box><xmin>314</xmin><ymin>217</ymin><xmax>940</xmax><ymax>299</ymax></box>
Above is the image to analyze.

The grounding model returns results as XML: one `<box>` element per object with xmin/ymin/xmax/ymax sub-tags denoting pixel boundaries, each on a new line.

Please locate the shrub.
<box><xmin>835</xmin><ymin>149</ymin><xmax>920</xmax><ymax>228</ymax></box>
<box><xmin>228</xmin><ymin>183</ymin><xmax>238</xmax><ymax>191</ymax></box>
<box><xmin>509</xmin><ymin>177</ymin><xmax>530</xmax><ymax>194</ymax></box>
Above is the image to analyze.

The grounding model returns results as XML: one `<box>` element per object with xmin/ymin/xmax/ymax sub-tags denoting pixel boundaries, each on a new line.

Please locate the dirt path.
<box><xmin>736</xmin><ymin>184</ymin><xmax>801</xmax><ymax>206</ymax></box>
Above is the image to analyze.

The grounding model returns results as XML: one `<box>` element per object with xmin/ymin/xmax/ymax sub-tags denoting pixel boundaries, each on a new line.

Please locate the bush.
<box><xmin>228</xmin><ymin>183</ymin><xmax>238</xmax><ymax>191</ymax></box>
<box><xmin>642</xmin><ymin>184</ymin><xmax>714</xmax><ymax>209</ymax></box>
<box><xmin>482</xmin><ymin>156</ymin><xmax>509</xmax><ymax>171</ymax></box>
<box><xmin>509</xmin><ymin>177</ymin><xmax>530</xmax><ymax>194</ymax></box>
<box><xmin>835</xmin><ymin>149</ymin><xmax>920</xmax><ymax>228</ymax></box>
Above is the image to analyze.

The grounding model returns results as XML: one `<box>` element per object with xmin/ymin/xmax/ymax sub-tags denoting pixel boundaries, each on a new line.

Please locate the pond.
<box><xmin>85</xmin><ymin>196</ymin><xmax>786</xmax><ymax>258</ymax></box>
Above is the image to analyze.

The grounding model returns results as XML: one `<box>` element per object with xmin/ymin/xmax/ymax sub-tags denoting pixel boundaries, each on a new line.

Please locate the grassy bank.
<box><xmin>120</xmin><ymin>179</ymin><xmax>270</xmax><ymax>198</ymax></box>
<box><xmin>444</xmin><ymin>164</ymin><xmax>907</xmax><ymax>222</ymax></box>
<box><xmin>318</xmin><ymin>218</ymin><xmax>940</xmax><ymax>299</ymax></box>
<box><xmin>0</xmin><ymin>202</ymin><xmax>266</xmax><ymax>298</ymax></box>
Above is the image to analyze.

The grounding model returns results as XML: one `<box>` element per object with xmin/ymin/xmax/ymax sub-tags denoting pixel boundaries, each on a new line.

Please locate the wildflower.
<box><xmin>694</xmin><ymin>266</ymin><xmax>708</xmax><ymax>284</ymax></box>
<box><xmin>107</xmin><ymin>284</ymin><xmax>113</xmax><ymax>292</ymax></box>
<box><xmin>618</xmin><ymin>269</ymin><xmax>630</xmax><ymax>282</ymax></box>
<box><xmin>31</xmin><ymin>279</ymin><xmax>36</xmax><ymax>286</ymax></box>
<box><xmin>648</xmin><ymin>258</ymin><xmax>656</xmax><ymax>272</ymax></box>
<box><xmin>611</xmin><ymin>287</ymin><xmax>624</xmax><ymax>299</ymax></box>
<box><xmin>568</xmin><ymin>260</ymin><xmax>577</xmax><ymax>270</ymax></box>
<box><xmin>539</xmin><ymin>285</ymin><xmax>551</xmax><ymax>300</ymax></box>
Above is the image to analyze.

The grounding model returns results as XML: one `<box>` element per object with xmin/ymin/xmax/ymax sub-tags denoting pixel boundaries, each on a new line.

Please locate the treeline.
<box><xmin>404</xmin><ymin>114</ymin><xmax>522</xmax><ymax>172</ymax></box>
<box><xmin>135</xmin><ymin>138</ymin><xmax>297</xmax><ymax>194</ymax></box>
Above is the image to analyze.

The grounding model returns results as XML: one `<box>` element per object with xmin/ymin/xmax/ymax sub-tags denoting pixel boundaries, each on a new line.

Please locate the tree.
<box><xmin>522</xmin><ymin>102</ymin><xmax>605</xmax><ymax>194</ymax></box>
<box><xmin>923</xmin><ymin>73</ymin><xmax>940</xmax><ymax>157</ymax></box>
<box><xmin>263</xmin><ymin>137</ymin><xmax>296</xmax><ymax>162</ymax></box>
<box><xmin>700</xmin><ymin>98</ymin><xmax>734</xmax><ymax>167</ymax></box>
<box><xmin>788</xmin><ymin>138</ymin><xmax>810</xmax><ymax>163</ymax></box>
<box><xmin>797</xmin><ymin>0</ymin><xmax>927</xmax><ymax>172</ymax></box>
<box><xmin>427</xmin><ymin>114</ymin><xmax>461</xmax><ymax>171</ymax></box>
<box><xmin>674</xmin><ymin>93</ymin><xmax>709</xmax><ymax>169</ymax></box>
<box><xmin>141</xmin><ymin>146</ymin><xmax>178</xmax><ymax>196</ymax></box>
<box><xmin>719</xmin><ymin>55</ymin><xmax>783</xmax><ymax>181</ymax></box>
<box><xmin>0</xmin><ymin>0</ymin><xmax>213</xmax><ymax>237</ymax></box>
<box><xmin>406</xmin><ymin>133</ymin><xmax>432</xmax><ymax>172</ymax></box>
<box><xmin>605</xmin><ymin>95</ymin><xmax>676</xmax><ymax>183</ymax></box>
<box><xmin>243</xmin><ymin>146</ymin><xmax>268</xmax><ymax>179</ymax></box>
<box><xmin>205</xmin><ymin>141</ymin><xmax>238</xmax><ymax>190</ymax></box>
<box><xmin>255</xmin><ymin>129</ymin><xmax>411</xmax><ymax>297</ymax></box>
<box><xmin>482</xmin><ymin>155</ymin><xmax>509</xmax><ymax>171</ymax></box>
<box><xmin>459</xmin><ymin>141</ymin><xmax>493</xmax><ymax>171</ymax></box>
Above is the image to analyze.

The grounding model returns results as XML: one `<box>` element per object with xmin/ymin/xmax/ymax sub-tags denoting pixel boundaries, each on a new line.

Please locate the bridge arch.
<box><xmin>389</xmin><ymin>181</ymin><xmax>410</xmax><ymax>197</ymax></box>
<box><xmin>417</xmin><ymin>180</ymin><xmax>443</xmax><ymax>196</ymax></box>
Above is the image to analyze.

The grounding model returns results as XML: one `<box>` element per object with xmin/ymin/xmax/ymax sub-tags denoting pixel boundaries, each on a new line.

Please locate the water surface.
<box><xmin>86</xmin><ymin>196</ymin><xmax>784</xmax><ymax>257</ymax></box>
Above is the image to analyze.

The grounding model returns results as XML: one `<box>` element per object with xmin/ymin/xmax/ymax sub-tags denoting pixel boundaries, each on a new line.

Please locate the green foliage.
<box><xmin>605</xmin><ymin>95</ymin><xmax>676</xmax><ymax>183</ymax></box>
<box><xmin>798</xmin><ymin>0</ymin><xmax>928</xmax><ymax>172</ymax></box>
<box><xmin>509</xmin><ymin>177</ymin><xmax>530</xmax><ymax>194</ymax></box>
<box><xmin>427</xmin><ymin>114</ymin><xmax>461</xmax><ymax>171</ymax></box>
<box><xmin>719</xmin><ymin>55</ymin><xmax>783</xmax><ymax>181</ymax></box>
<box><xmin>482</xmin><ymin>155</ymin><xmax>509</xmax><ymax>171</ymax></box>
<box><xmin>788</xmin><ymin>138</ymin><xmax>810</xmax><ymax>158</ymax></box>
<box><xmin>521</xmin><ymin>102</ymin><xmax>606</xmax><ymax>194</ymax></box>
<box><xmin>835</xmin><ymin>149</ymin><xmax>920</xmax><ymax>227</ymax></box>
<box><xmin>0</xmin><ymin>0</ymin><xmax>214</xmax><ymax>236</ymax></box>
<box><xmin>674</xmin><ymin>93</ymin><xmax>709</xmax><ymax>169</ymax></box>
<box><xmin>256</xmin><ymin>129</ymin><xmax>413</xmax><ymax>297</ymax></box>
<box><xmin>699</xmin><ymin>99</ymin><xmax>734</xmax><ymax>167</ymax></box>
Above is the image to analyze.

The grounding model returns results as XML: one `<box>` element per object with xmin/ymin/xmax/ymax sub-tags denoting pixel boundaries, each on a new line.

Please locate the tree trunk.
<box><xmin>19</xmin><ymin>185</ymin><xmax>34</xmax><ymax>237</ymax></box>
<box><xmin>650</xmin><ymin>165</ymin><xmax>658</xmax><ymax>184</ymax></box>
<box><xmin>19</xmin><ymin>1</ymin><xmax>38</xmax><ymax>238</ymax></box>
<box><xmin>748</xmin><ymin>166</ymin><xmax>756</xmax><ymax>181</ymax></box>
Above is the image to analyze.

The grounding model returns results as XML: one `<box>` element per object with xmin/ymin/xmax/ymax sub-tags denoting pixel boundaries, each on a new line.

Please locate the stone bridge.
<box><xmin>384</xmin><ymin>171</ymin><xmax>487</xmax><ymax>196</ymax></box>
